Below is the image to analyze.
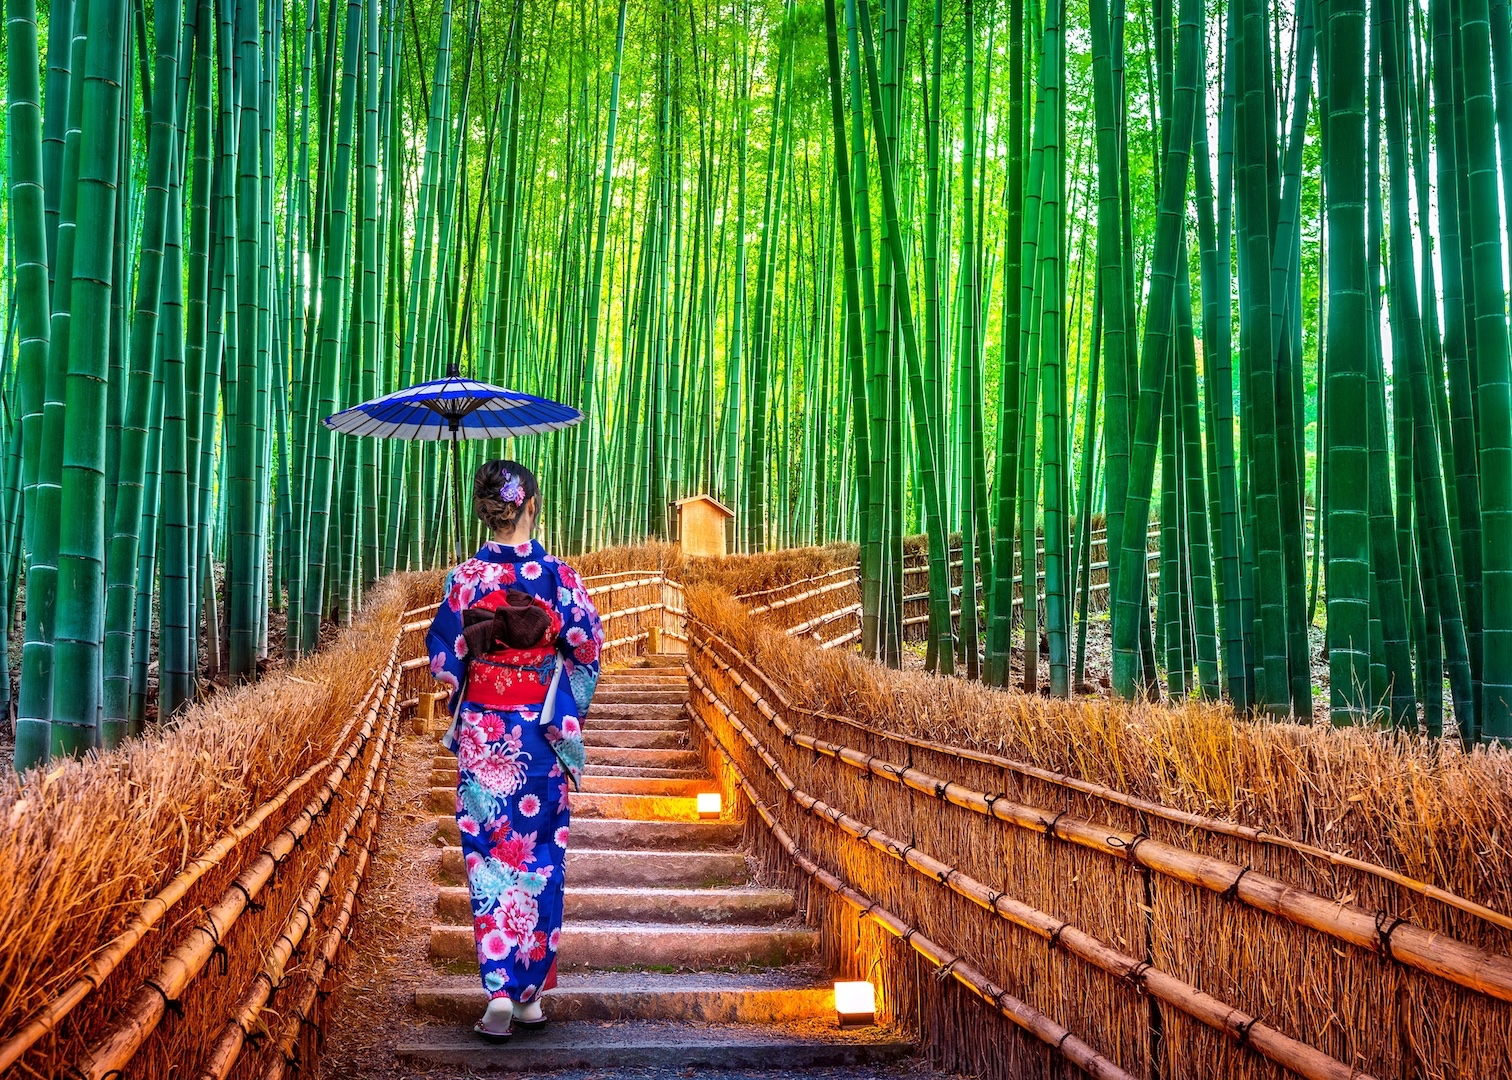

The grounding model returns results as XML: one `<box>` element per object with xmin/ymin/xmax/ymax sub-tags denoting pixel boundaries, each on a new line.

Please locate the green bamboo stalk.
<box><xmin>7</xmin><ymin>0</ymin><xmax>55</xmax><ymax>769</ymax></box>
<box><xmin>301</xmin><ymin>0</ymin><xmax>364</xmax><ymax>650</ymax></box>
<box><xmin>1109</xmin><ymin>0</ymin><xmax>1199</xmax><ymax>701</ymax></box>
<box><xmin>51</xmin><ymin>0</ymin><xmax>129</xmax><ymax>753</ymax></box>
<box><xmin>1461</xmin><ymin>0</ymin><xmax>1512</xmax><ymax>742</ymax></box>
<box><xmin>569</xmin><ymin>0</ymin><xmax>626</xmax><ymax>555</ymax></box>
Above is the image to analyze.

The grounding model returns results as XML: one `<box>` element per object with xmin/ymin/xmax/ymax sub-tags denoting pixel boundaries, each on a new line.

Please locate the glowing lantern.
<box><xmin>696</xmin><ymin>792</ymin><xmax>722</xmax><ymax>819</ymax></box>
<box><xmin>834</xmin><ymin>981</ymin><xmax>876</xmax><ymax>1027</ymax></box>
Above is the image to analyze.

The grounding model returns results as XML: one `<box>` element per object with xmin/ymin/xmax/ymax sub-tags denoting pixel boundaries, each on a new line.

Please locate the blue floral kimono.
<box><xmin>427</xmin><ymin>538</ymin><xmax>604</xmax><ymax>1003</ymax></box>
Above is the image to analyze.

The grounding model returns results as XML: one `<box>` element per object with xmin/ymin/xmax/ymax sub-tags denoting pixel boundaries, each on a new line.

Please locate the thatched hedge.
<box><xmin>570</xmin><ymin>537</ymin><xmax>859</xmax><ymax>595</ymax></box>
<box><xmin>0</xmin><ymin>572</ymin><xmax>436</xmax><ymax>1077</ymax></box>
<box><xmin>683</xmin><ymin>573</ymin><xmax>1512</xmax><ymax>1080</ymax></box>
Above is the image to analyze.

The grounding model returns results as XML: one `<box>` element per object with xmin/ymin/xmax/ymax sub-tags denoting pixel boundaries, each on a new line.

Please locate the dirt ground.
<box><xmin>318</xmin><ymin>726</ymin><xmax>454</xmax><ymax>1079</ymax></box>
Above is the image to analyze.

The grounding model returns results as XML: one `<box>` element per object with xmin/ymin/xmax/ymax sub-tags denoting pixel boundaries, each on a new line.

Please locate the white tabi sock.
<box><xmin>479</xmin><ymin>997</ymin><xmax>513</xmax><ymax>1033</ymax></box>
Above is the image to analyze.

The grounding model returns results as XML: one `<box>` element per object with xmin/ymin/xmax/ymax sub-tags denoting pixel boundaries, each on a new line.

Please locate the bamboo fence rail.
<box><xmin>73</xmin><ymin>645</ymin><xmax>401</xmax><ymax>1080</ymax></box>
<box><xmin>690</xmin><ymin>704</ymin><xmax>1138</xmax><ymax>1080</ymax></box>
<box><xmin>791</xmin><ymin>699</ymin><xmax>1512</xmax><ymax>934</ymax></box>
<box><xmin>586</xmin><ymin>572</ymin><xmax>685</xmax><ymax>661</ymax></box>
<box><xmin>197</xmin><ymin>666</ymin><xmax>399</xmax><ymax>1080</ymax></box>
<box><xmin>0</xmin><ymin>573</ymin><xmax>434</xmax><ymax>1078</ymax></box>
<box><xmin>698</xmin><ymin>634</ymin><xmax>1512</xmax><ymax>1003</ymax></box>
<box><xmin>679</xmin><ymin>571</ymin><xmax>1512</xmax><ymax>1079</ymax></box>
<box><xmin>0</xmin><ymin>681</ymin><xmax>382</xmax><ymax>1073</ymax></box>
<box><xmin>687</xmin><ymin>667</ymin><xmax>1366</xmax><ymax>1080</ymax></box>
<box><xmin>900</xmin><ymin>526</ymin><xmax>1162</xmax><ymax>640</ymax></box>
<box><xmin>701</xmin><ymin>617</ymin><xmax>1512</xmax><ymax>941</ymax></box>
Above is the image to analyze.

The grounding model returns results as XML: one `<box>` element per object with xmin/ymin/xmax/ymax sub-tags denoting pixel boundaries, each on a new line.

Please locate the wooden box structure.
<box><xmin>674</xmin><ymin>494</ymin><xmax>736</xmax><ymax>558</ymax></box>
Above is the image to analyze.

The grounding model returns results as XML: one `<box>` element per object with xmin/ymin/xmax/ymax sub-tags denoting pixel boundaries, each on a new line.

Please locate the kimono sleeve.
<box><xmin>426</xmin><ymin>570</ymin><xmax>467</xmax><ymax>709</ymax></box>
<box><xmin>552</xmin><ymin>561</ymin><xmax>603</xmax><ymax>715</ymax></box>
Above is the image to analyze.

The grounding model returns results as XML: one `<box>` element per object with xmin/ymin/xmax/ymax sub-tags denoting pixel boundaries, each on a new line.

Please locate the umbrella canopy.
<box><xmin>322</xmin><ymin>375</ymin><xmax>584</xmax><ymax>561</ymax></box>
<box><xmin>322</xmin><ymin>375</ymin><xmax>583</xmax><ymax>440</ymax></box>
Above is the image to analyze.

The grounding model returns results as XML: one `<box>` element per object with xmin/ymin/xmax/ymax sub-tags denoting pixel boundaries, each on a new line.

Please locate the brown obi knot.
<box><xmin>462</xmin><ymin>588</ymin><xmax>553</xmax><ymax>656</ymax></box>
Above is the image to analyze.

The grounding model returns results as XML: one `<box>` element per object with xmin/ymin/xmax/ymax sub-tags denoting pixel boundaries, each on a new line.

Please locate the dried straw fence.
<box><xmin>681</xmin><ymin>558</ymin><xmax>1512</xmax><ymax>1080</ymax></box>
<box><xmin>0</xmin><ymin>573</ymin><xmax>440</xmax><ymax>1079</ymax></box>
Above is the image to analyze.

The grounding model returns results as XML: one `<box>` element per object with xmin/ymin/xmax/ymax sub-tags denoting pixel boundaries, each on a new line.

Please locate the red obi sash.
<box><xmin>464</xmin><ymin>590</ymin><xmax>563</xmax><ymax>710</ymax></box>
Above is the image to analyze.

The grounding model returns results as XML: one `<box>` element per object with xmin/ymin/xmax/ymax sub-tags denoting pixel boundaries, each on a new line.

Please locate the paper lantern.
<box><xmin>834</xmin><ymin>981</ymin><xmax>876</xmax><ymax>1027</ymax></box>
<box><xmin>696</xmin><ymin>792</ymin><xmax>721</xmax><ymax>818</ymax></box>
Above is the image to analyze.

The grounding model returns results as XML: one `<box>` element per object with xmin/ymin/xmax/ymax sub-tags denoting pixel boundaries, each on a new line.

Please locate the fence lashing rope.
<box><xmin>1219</xmin><ymin>866</ymin><xmax>1253</xmax><ymax>903</ymax></box>
<box><xmin>1374</xmin><ymin>911</ymin><xmax>1409</xmax><ymax>963</ymax></box>
<box><xmin>1123</xmin><ymin>961</ymin><xmax>1154</xmax><ymax>993</ymax></box>
<box><xmin>932</xmin><ymin>958</ymin><xmax>961</xmax><ymax>982</ymax></box>
<box><xmin>1111</xmin><ymin>833</ymin><xmax>1151</xmax><ymax>865</ymax></box>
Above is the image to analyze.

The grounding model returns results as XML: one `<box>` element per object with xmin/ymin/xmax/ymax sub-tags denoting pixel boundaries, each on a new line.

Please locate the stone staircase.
<box><xmin>400</xmin><ymin>656</ymin><xmax>913</xmax><ymax>1071</ymax></box>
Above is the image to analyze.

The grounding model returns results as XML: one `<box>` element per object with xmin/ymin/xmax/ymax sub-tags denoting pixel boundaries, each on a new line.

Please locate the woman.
<box><xmin>426</xmin><ymin>460</ymin><xmax>603</xmax><ymax>1042</ymax></box>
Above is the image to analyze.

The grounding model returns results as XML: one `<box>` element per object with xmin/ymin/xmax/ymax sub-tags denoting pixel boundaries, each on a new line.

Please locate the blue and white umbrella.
<box><xmin>322</xmin><ymin>375</ymin><xmax>583</xmax><ymax>440</ymax></box>
<box><xmin>322</xmin><ymin>375</ymin><xmax>584</xmax><ymax>559</ymax></box>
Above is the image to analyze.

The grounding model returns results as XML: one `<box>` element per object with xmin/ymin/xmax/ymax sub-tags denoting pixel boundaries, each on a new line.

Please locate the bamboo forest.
<box><xmin>3</xmin><ymin>0</ymin><xmax>1512</xmax><ymax>774</ymax></box>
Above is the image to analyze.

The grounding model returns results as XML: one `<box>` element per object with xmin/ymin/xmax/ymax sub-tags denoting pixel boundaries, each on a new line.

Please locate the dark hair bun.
<box><xmin>473</xmin><ymin>459</ymin><xmax>540</xmax><ymax>533</ymax></box>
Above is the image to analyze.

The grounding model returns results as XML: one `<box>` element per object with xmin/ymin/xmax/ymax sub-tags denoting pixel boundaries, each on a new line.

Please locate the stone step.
<box><xmin>598</xmin><ymin>672</ymin><xmax>689</xmax><ymax>686</ymax></box>
<box><xmin>395</xmin><ymin>1021</ymin><xmax>909</xmax><ymax>1072</ymax></box>
<box><xmin>579</xmin><ymin>775</ymin><xmax>708</xmax><ymax>797</ymax></box>
<box><xmin>433</xmin><ymin>816</ymin><xmax>739</xmax><ymax>850</ymax></box>
<box><xmin>595</xmin><ymin>683</ymin><xmax>688</xmax><ymax>697</ymax></box>
<box><xmin>590</xmin><ymin>702</ymin><xmax>687</xmax><ymax>723</ymax></box>
<box><xmin>586</xmin><ymin>718</ymin><xmax>690</xmax><ymax>734</ymax></box>
<box><xmin>436</xmin><ymin>885</ymin><xmax>794</xmax><ymax>925</ymax></box>
<box><xmin>413</xmin><ymin>971</ymin><xmax>834</xmax><ymax>1025</ymax></box>
<box><xmin>585</xmin><ymin>728</ymin><xmax>687</xmax><ymax>750</ymax></box>
<box><xmin>577</xmin><ymin>792</ymin><xmax>702</xmax><ymax>821</ymax></box>
<box><xmin>587</xmin><ymin>746</ymin><xmax>700</xmax><ymax>769</ymax></box>
<box><xmin>429</xmin><ymin>921</ymin><xmax>818</xmax><ymax>969</ymax></box>
<box><xmin>593</xmin><ymin>689</ymin><xmax>689</xmax><ymax>705</ymax></box>
<box><xmin>432</xmin><ymin>762</ymin><xmax>701</xmax><ymax>786</ymax></box>
<box><xmin>431</xmin><ymin>787</ymin><xmax>703</xmax><ymax>821</ymax></box>
<box><xmin>429</xmin><ymin>732</ymin><xmax>692</xmax><ymax>774</ymax></box>
<box><xmin>429</xmin><ymin>765</ymin><xmax>706</xmax><ymax>786</ymax></box>
<box><xmin>585</xmin><ymin>764</ymin><xmax>705</xmax><ymax>780</ymax></box>
<box><xmin>430</xmin><ymin>777</ymin><xmax>709</xmax><ymax>815</ymax></box>
<box><xmin>439</xmin><ymin>847</ymin><xmax>749</xmax><ymax>888</ymax></box>
<box><xmin>628</xmin><ymin>654</ymin><xmax>689</xmax><ymax>668</ymax></box>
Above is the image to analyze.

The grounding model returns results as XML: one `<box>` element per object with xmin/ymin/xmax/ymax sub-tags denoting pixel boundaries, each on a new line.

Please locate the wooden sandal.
<box><xmin>473</xmin><ymin>1018</ymin><xmax>513</xmax><ymax>1044</ymax></box>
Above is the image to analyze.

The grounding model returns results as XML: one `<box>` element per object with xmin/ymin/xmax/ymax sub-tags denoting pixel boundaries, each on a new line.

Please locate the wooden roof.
<box><xmin>674</xmin><ymin>493</ymin><xmax>736</xmax><ymax>518</ymax></box>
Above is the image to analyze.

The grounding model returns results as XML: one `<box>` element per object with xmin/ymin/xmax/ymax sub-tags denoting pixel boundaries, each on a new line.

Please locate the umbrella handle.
<box><xmin>451</xmin><ymin>423</ymin><xmax>464</xmax><ymax>563</ymax></box>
